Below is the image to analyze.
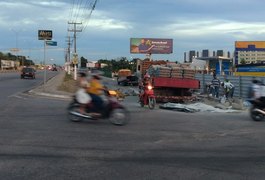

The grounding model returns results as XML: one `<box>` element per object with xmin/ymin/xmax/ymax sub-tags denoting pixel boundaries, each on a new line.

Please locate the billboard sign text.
<box><xmin>38</xmin><ymin>30</ymin><xmax>53</xmax><ymax>40</ymax></box>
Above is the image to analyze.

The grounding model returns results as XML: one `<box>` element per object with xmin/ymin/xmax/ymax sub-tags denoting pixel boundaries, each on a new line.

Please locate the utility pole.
<box><xmin>65</xmin><ymin>35</ymin><xmax>72</xmax><ymax>75</ymax></box>
<box><xmin>68</xmin><ymin>22</ymin><xmax>82</xmax><ymax>80</ymax></box>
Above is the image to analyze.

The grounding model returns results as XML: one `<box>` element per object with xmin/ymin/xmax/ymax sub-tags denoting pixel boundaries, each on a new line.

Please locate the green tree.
<box><xmin>80</xmin><ymin>56</ymin><xmax>88</xmax><ymax>68</ymax></box>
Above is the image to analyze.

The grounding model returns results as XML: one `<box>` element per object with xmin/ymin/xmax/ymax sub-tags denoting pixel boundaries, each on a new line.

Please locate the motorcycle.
<box><xmin>248</xmin><ymin>98</ymin><xmax>265</xmax><ymax>121</ymax></box>
<box><xmin>67</xmin><ymin>89</ymin><xmax>130</xmax><ymax>125</ymax></box>
<box><xmin>139</xmin><ymin>84</ymin><xmax>156</xmax><ymax>109</ymax></box>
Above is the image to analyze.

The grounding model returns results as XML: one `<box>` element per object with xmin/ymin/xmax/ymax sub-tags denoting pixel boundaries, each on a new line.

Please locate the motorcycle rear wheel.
<box><xmin>148</xmin><ymin>97</ymin><xmax>156</xmax><ymax>109</ymax></box>
<box><xmin>109</xmin><ymin>108</ymin><xmax>130</xmax><ymax>126</ymax></box>
<box><xmin>250</xmin><ymin>107</ymin><xmax>263</xmax><ymax>121</ymax></box>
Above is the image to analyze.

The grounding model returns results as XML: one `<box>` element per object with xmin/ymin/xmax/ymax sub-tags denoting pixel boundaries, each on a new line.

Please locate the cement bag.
<box><xmin>76</xmin><ymin>88</ymin><xmax>91</xmax><ymax>104</ymax></box>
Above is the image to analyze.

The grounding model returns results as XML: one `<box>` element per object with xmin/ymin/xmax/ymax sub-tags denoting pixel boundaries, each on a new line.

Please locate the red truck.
<box><xmin>139</xmin><ymin>60</ymin><xmax>200</xmax><ymax>103</ymax></box>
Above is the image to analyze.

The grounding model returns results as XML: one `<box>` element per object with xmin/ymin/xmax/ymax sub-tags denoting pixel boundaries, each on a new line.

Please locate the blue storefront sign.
<box><xmin>237</xmin><ymin>66</ymin><xmax>265</xmax><ymax>72</ymax></box>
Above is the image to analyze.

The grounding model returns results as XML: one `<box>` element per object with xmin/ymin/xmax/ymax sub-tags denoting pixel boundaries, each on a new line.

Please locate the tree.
<box><xmin>240</xmin><ymin>59</ymin><xmax>246</xmax><ymax>65</ymax></box>
<box><xmin>80</xmin><ymin>56</ymin><xmax>88</xmax><ymax>68</ymax></box>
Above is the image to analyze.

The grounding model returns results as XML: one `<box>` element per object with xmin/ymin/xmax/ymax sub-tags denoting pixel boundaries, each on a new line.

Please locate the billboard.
<box><xmin>38</xmin><ymin>30</ymin><xmax>52</xmax><ymax>40</ymax></box>
<box><xmin>130</xmin><ymin>38</ymin><xmax>173</xmax><ymax>54</ymax></box>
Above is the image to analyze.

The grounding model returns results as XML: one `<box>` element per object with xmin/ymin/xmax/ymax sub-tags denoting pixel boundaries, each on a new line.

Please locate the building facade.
<box><xmin>235</xmin><ymin>41</ymin><xmax>265</xmax><ymax>65</ymax></box>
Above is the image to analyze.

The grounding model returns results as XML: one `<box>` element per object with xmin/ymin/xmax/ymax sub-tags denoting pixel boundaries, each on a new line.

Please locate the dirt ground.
<box><xmin>57</xmin><ymin>73</ymin><xmax>78</xmax><ymax>93</ymax></box>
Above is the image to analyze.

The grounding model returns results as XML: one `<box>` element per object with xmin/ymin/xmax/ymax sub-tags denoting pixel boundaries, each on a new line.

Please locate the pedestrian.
<box><xmin>211</xmin><ymin>75</ymin><xmax>221</xmax><ymax>98</ymax></box>
<box><xmin>223</xmin><ymin>79</ymin><xmax>235</xmax><ymax>99</ymax></box>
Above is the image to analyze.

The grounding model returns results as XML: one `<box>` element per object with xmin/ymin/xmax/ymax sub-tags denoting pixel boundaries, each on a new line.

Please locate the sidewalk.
<box><xmin>28</xmin><ymin>71</ymin><xmax>73</xmax><ymax>100</ymax></box>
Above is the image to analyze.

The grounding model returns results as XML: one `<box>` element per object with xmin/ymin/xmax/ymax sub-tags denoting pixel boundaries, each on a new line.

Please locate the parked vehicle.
<box><xmin>117</xmin><ymin>69</ymin><xmax>132</xmax><ymax>85</ymax></box>
<box><xmin>21</xmin><ymin>67</ymin><xmax>36</xmax><ymax>79</ymax></box>
<box><xmin>139</xmin><ymin>84</ymin><xmax>156</xmax><ymax>109</ymax></box>
<box><xmin>138</xmin><ymin>60</ymin><xmax>200</xmax><ymax>103</ymax></box>
<box><xmin>67</xmin><ymin>89</ymin><xmax>130</xmax><ymax>125</ymax></box>
<box><xmin>118</xmin><ymin>75</ymin><xmax>139</xmax><ymax>86</ymax></box>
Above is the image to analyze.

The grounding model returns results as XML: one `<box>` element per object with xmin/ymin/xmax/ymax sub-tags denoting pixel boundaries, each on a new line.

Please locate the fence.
<box><xmin>195</xmin><ymin>74</ymin><xmax>265</xmax><ymax>99</ymax></box>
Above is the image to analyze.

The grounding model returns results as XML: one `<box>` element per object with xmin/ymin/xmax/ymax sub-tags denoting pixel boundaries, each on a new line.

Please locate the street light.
<box><xmin>10</xmin><ymin>29</ymin><xmax>21</xmax><ymax>67</ymax></box>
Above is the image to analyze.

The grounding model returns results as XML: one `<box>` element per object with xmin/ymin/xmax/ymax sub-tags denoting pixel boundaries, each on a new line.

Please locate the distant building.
<box><xmin>188</xmin><ymin>50</ymin><xmax>196</xmax><ymax>62</ymax></box>
<box><xmin>235</xmin><ymin>41</ymin><xmax>265</xmax><ymax>65</ymax></box>
<box><xmin>184</xmin><ymin>52</ymin><xmax>187</xmax><ymax>62</ymax></box>
<box><xmin>234</xmin><ymin>41</ymin><xmax>265</xmax><ymax>76</ymax></box>
<box><xmin>213</xmin><ymin>51</ymin><xmax>216</xmax><ymax>57</ymax></box>
<box><xmin>202</xmin><ymin>49</ymin><xmax>209</xmax><ymax>57</ymax></box>
<box><xmin>184</xmin><ymin>49</ymin><xmax>233</xmax><ymax>75</ymax></box>
<box><xmin>216</xmin><ymin>50</ymin><xmax>224</xmax><ymax>56</ymax></box>
<box><xmin>227</xmin><ymin>51</ymin><xmax>231</xmax><ymax>58</ymax></box>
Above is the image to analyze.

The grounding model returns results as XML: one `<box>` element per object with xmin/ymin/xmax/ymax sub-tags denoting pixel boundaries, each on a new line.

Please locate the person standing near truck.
<box><xmin>223</xmin><ymin>79</ymin><xmax>235</xmax><ymax>99</ymax></box>
<box><xmin>211</xmin><ymin>75</ymin><xmax>221</xmax><ymax>98</ymax></box>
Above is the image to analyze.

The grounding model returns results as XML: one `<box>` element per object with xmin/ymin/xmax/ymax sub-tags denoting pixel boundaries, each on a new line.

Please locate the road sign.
<box><xmin>38</xmin><ymin>30</ymin><xmax>52</xmax><ymax>40</ymax></box>
<box><xmin>46</xmin><ymin>41</ymin><xmax>57</xmax><ymax>46</ymax></box>
<box><xmin>72</xmin><ymin>53</ymin><xmax>78</xmax><ymax>64</ymax></box>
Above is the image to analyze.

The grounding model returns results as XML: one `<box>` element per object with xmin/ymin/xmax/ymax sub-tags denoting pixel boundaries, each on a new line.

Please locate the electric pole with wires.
<box><xmin>68</xmin><ymin>22</ymin><xmax>82</xmax><ymax>80</ymax></box>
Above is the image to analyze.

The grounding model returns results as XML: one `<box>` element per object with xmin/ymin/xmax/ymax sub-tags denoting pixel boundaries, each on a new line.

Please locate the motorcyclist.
<box><xmin>139</xmin><ymin>74</ymin><xmax>152</xmax><ymax>99</ymax></box>
<box><xmin>249</xmin><ymin>79</ymin><xmax>265</xmax><ymax>108</ymax></box>
<box><xmin>87</xmin><ymin>74</ymin><xmax>105</xmax><ymax>114</ymax></box>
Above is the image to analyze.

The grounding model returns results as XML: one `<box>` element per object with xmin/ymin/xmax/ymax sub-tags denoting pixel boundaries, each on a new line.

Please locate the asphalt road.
<box><xmin>0</xmin><ymin>70</ymin><xmax>58</xmax><ymax>102</ymax></box>
<box><xmin>0</xmin><ymin>72</ymin><xmax>265</xmax><ymax>180</ymax></box>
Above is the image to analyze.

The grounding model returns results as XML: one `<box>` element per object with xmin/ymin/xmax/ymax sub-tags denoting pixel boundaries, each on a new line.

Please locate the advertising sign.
<box><xmin>38</xmin><ymin>30</ymin><xmax>53</xmax><ymax>40</ymax></box>
<box><xmin>130</xmin><ymin>38</ymin><xmax>173</xmax><ymax>54</ymax></box>
<box><xmin>236</xmin><ymin>66</ymin><xmax>265</xmax><ymax>72</ymax></box>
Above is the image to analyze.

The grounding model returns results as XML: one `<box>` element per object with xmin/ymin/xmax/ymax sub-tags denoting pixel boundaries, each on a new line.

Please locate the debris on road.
<box><xmin>159</xmin><ymin>102</ymin><xmax>242</xmax><ymax>113</ymax></box>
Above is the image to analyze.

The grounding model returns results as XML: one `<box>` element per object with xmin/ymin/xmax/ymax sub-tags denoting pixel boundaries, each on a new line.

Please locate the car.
<box><xmin>21</xmin><ymin>67</ymin><xmax>36</xmax><ymax>79</ymax></box>
<box><xmin>118</xmin><ymin>75</ymin><xmax>139</xmax><ymax>86</ymax></box>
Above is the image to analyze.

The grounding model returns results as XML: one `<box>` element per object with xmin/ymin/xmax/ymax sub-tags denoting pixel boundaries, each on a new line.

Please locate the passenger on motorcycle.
<box><xmin>76</xmin><ymin>72</ymin><xmax>90</xmax><ymax>114</ymax></box>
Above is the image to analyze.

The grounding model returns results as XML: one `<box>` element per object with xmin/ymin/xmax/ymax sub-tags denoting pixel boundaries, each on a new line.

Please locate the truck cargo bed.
<box><xmin>153</xmin><ymin>77</ymin><xmax>200</xmax><ymax>89</ymax></box>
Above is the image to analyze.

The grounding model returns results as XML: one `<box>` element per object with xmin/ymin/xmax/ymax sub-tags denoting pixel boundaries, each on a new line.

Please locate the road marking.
<box><xmin>8</xmin><ymin>93</ymin><xmax>27</xmax><ymax>100</ymax></box>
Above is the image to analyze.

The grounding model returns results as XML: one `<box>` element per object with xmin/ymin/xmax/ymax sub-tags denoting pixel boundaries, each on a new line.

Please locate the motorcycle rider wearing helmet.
<box><xmin>139</xmin><ymin>74</ymin><xmax>152</xmax><ymax>98</ymax></box>
<box><xmin>87</xmin><ymin>74</ymin><xmax>105</xmax><ymax>113</ymax></box>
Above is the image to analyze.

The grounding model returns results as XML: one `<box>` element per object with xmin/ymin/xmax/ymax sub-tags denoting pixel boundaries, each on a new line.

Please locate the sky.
<box><xmin>1</xmin><ymin>0</ymin><xmax>265</xmax><ymax>65</ymax></box>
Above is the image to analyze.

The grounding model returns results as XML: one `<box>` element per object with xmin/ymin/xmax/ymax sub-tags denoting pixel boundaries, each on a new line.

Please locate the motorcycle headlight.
<box><xmin>108</xmin><ymin>90</ymin><xmax>117</xmax><ymax>96</ymax></box>
<box><xmin>147</xmin><ymin>85</ymin><xmax>152</xmax><ymax>90</ymax></box>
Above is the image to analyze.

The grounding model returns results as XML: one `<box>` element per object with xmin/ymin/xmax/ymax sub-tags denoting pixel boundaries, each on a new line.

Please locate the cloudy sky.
<box><xmin>1</xmin><ymin>0</ymin><xmax>265</xmax><ymax>65</ymax></box>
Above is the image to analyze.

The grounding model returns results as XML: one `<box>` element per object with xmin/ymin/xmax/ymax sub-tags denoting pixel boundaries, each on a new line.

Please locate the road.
<box><xmin>0</xmin><ymin>73</ymin><xmax>265</xmax><ymax>180</ymax></box>
<box><xmin>0</xmin><ymin>70</ymin><xmax>58</xmax><ymax>103</ymax></box>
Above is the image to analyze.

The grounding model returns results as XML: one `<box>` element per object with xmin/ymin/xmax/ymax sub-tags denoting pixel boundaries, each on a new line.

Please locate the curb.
<box><xmin>28</xmin><ymin>89</ymin><xmax>72</xmax><ymax>100</ymax></box>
